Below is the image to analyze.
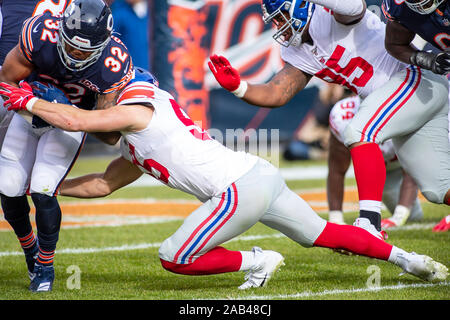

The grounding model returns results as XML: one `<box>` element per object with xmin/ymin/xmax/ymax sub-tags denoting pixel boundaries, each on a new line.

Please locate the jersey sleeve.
<box><xmin>19</xmin><ymin>13</ymin><xmax>56</xmax><ymax>63</ymax></box>
<box><xmin>116</xmin><ymin>81</ymin><xmax>157</xmax><ymax>106</ymax></box>
<box><xmin>100</xmin><ymin>37</ymin><xmax>134</xmax><ymax>95</ymax></box>
<box><xmin>381</xmin><ymin>0</ymin><xmax>401</xmax><ymax>22</ymax></box>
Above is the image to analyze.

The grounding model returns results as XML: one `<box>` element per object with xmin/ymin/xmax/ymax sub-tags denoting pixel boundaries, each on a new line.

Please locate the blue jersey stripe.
<box><xmin>180</xmin><ymin>187</ymin><xmax>232</xmax><ymax>264</ymax></box>
<box><xmin>366</xmin><ymin>66</ymin><xmax>417</xmax><ymax>142</ymax></box>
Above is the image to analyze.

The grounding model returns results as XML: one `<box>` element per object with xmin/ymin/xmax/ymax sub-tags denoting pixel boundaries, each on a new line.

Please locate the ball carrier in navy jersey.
<box><xmin>0</xmin><ymin>0</ymin><xmax>133</xmax><ymax>292</ymax></box>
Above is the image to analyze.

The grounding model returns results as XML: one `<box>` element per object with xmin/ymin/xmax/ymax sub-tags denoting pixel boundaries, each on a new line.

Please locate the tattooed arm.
<box><xmin>242</xmin><ymin>63</ymin><xmax>312</xmax><ymax>108</ymax></box>
<box><xmin>91</xmin><ymin>90</ymin><xmax>123</xmax><ymax>145</ymax></box>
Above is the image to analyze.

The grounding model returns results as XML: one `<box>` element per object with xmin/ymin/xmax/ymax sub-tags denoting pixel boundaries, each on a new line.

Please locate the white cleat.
<box><xmin>400</xmin><ymin>252</ymin><xmax>448</xmax><ymax>282</ymax></box>
<box><xmin>238</xmin><ymin>247</ymin><xmax>285</xmax><ymax>290</ymax></box>
<box><xmin>353</xmin><ymin>217</ymin><xmax>387</xmax><ymax>241</ymax></box>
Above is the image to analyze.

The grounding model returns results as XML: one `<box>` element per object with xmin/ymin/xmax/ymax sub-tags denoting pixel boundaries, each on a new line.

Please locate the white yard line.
<box><xmin>225</xmin><ymin>282</ymin><xmax>450</xmax><ymax>300</ymax></box>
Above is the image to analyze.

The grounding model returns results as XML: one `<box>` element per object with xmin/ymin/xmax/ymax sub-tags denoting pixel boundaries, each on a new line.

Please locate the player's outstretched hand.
<box><xmin>0</xmin><ymin>81</ymin><xmax>38</xmax><ymax>111</ymax></box>
<box><xmin>411</xmin><ymin>51</ymin><xmax>450</xmax><ymax>75</ymax></box>
<box><xmin>433</xmin><ymin>52</ymin><xmax>450</xmax><ymax>75</ymax></box>
<box><xmin>208</xmin><ymin>54</ymin><xmax>242</xmax><ymax>92</ymax></box>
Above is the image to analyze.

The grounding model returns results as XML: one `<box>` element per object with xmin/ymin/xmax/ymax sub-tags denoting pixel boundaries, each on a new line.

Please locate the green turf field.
<box><xmin>0</xmin><ymin>156</ymin><xmax>448</xmax><ymax>300</ymax></box>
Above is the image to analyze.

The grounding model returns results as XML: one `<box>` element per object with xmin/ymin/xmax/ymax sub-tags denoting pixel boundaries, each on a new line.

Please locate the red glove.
<box><xmin>432</xmin><ymin>215</ymin><xmax>450</xmax><ymax>232</ymax></box>
<box><xmin>208</xmin><ymin>54</ymin><xmax>247</xmax><ymax>97</ymax></box>
<box><xmin>0</xmin><ymin>81</ymin><xmax>38</xmax><ymax>112</ymax></box>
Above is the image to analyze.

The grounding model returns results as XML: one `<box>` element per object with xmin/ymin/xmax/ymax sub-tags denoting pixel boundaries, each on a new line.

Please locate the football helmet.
<box><xmin>404</xmin><ymin>0</ymin><xmax>446</xmax><ymax>15</ymax></box>
<box><xmin>132</xmin><ymin>67</ymin><xmax>159</xmax><ymax>87</ymax></box>
<box><xmin>57</xmin><ymin>0</ymin><xmax>114</xmax><ymax>71</ymax></box>
<box><xmin>261</xmin><ymin>0</ymin><xmax>315</xmax><ymax>47</ymax></box>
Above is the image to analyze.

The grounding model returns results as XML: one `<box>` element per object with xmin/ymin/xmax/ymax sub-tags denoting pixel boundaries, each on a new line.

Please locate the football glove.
<box><xmin>30</xmin><ymin>81</ymin><xmax>72</xmax><ymax>105</ymax></box>
<box><xmin>208</xmin><ymin>54</ymin><xmax>248</xmax><ymax>97</ymax></box>
<box><xmin>410</xmin><ymin>51</ymin><xmax>450</xmax><ymax>75</ymax></box>
<box><xmin>0</xmin><ymin>81</ymin><xmax>38</xmax><ymax>112</ymax></box>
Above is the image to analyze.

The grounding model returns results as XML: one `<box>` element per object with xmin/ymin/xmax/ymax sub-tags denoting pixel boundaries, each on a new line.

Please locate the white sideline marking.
<box><xmin>226</xmin><ymin>282</ymin><xmax>450</xmax><ymax>300</ymax></box>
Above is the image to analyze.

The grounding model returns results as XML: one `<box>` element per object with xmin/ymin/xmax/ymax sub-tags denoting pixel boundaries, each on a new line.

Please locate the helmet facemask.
<box><xmin>262</xmin><ymin>0</ymin><xmax>315</xmax><ymax>47</ymax></box>
<box><xmin>57</xmin><ymin>25</ymin><xmax>111</xmax><ymax>71</ymax></box>
<box><xmin>405</xmin><ymin>0</ymin><xmax>446</xmax><ymax>14</ymax></box>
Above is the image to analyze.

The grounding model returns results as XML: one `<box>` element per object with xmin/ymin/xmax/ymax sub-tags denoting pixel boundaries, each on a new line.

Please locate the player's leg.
<box><xmin>28</xmin><ymin>128</ymin><xmax>86</xmax><ymax>292</ymax></box>
<box><xmin>326</xmin><ymin>132</ymin><xmax>351</xmax><ymax>224</ymax></box>
<box><xmin>381</xmin><ymin>167</ymin><xmax>423</xmax><ymax>229</ymax></box>
<box><xmin>159</xmin><ymin>159</ymin><xmax>285</xmax><ymax>288</ymax></box>
<box><xmin>344</xmin><ymin>67</ymin><xmax>449</xmax><ymax>232</ymax></box>
<box><xmin>261</xmin><ymin>175</ymin><xmax>447</xmax><ymax>281</ymax></box>
<box><xmin>0</xmin><ymin>113</ymin><xmax>39</xmax><ymax>279</ymax></box>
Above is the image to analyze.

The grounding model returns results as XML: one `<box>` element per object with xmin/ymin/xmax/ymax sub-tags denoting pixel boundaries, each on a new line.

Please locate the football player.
<box><xmin>0</xmin><ymin>71</ymin><xmax>447</xmax><ymax>288</ymax></box>
<box><xmin>0</xmin><ymin>0</ymin><xmax>133</xmax><ymax>292</ymax></box>
<box><xmin>327</xmin><ymin>94</ymin><xmax>423</xmax><ymax>229</ymax></box>
<box><xmin>382</xmin><ymin>0</ymin><xmax>450</xmax><ymax>231</ymax></box>
<box><xmin>208</xmin><ymin>0</ymin><xmax>449</xmax><ymax>239</ymax></box>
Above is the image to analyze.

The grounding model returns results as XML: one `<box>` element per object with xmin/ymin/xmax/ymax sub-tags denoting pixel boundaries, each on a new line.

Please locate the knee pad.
<box><xmin>31</xmin><ymin>193</ymin><xmax>62</xmax><ymax>235</ymax></box>
<box><xmin>158</xmin><ymin>239</ymin><xmax>174</xmax><ymax>263</ymax></box>
<box><xmin>1</xmin><ymin>194</ymin><xmax>30</xmax><ymax>221</ymax></box>
<box><xmin>0</xmin><ymin>166</ymin><xmax>29</xmax><ymax>197</ymax></box>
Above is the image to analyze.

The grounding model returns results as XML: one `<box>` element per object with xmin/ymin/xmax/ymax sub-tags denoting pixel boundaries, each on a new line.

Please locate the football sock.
<box><xmin>18</xmin><ymin>230</ymin><xmax>38</xmax><ymax>252</ymax></box>
<box><xmin>160</xmin><ymin>246</ymin><xmax>242</xmax><ymax>275</ymax></box>
<box><xmin>314</xmin><ymin>222</ymin><xmax>392</xmax><ymax>260</ymax></box>
<box><xmin>32</xmin><ymin>194</ymin><xmax>61</xmax><ymax>266</ymax></box>
<box><xmin>350</xmin><ymin>143</ymin><xmax>385</xmax><ymax>230</ymax></box>
<box><xmin>1</xmin><ymin>194</ymin><xmax>37</xmax><ymax>253</ymax></box>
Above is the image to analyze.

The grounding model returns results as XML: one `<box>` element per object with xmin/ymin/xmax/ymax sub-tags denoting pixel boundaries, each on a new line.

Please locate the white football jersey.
<box><xmin>117</xmin><ymin>81</ymin><xmax>258</xmax><ymax>202</ymax></box>
<box><xmin>281</xmin><ymin>6</ymin><xmax>407</xmax><ymax>98</ymax></box>
<box><xmin>329</xmin><ymin>95</ymin><xmax>399</xmax><ymax>169</ymax></box>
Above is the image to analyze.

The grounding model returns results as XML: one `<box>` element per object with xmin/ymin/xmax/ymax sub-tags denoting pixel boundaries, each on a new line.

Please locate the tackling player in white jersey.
<box><xmin>208</xmin><ymin>0</ymin><xmax>449</xmax><ymax>239</ymax></box>
<box><xmin>0</xmin><ymin>70</ymin><xmax>447</xmax><ymax>288</ymax></box>
<box><xmin>327</xmin><ymin>94</ymin><xmax>423</xmax><ymax>229</ymax></box>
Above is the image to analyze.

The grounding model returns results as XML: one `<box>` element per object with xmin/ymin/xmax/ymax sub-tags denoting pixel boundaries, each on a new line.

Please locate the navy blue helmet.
<box><xmin>261</xmin><ymin>0</ymin><xmax>315</xmax><ymax>47</ymax></box>
<box><xmin>57</xmin><ymin>0</ymin><xmax>114</xmax><ymax>71</ymax></box>
<box><xmin>404</xmin><ymin>0</ymin><xmax>446</xmax><ymax>14</ymax></box>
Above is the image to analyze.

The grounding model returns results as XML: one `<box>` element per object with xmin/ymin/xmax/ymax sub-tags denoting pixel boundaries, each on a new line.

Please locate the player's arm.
<box><xmin>92</xmin><ymin>91</ymin><xmax>124</xmax><ymax>145</ymax></box>
<box><xmin>309</xmin><ymin>0</ymin><xmax>366</xmax><ymax>25</ymax></box>
<box><xmin>209</xmin><ymin>55</ymin><xmax>311</xmax><ymax>108</ymax></box>
<box><xmin>0</xmin><ymin>81</ymin><xmax>152</xmax><ymax>133</ymax></box>
<box><xmin>385</xmin><ymin>20</ymin><xmax>450</xmax><ymax>74</ymax></box>
<box><xmin>0</xmin><ymin>45</ymin><xmax>34</xmax><ymax>85</ymax></box>
<box><xmin>384</xmin><ymin>20</ymin><xmax>417</xmax><ymax>65</ymax></box>
<box><xmin>60</xmin><ymin>156</ymin><xmax>143</xmax><ymax>198</ymax></box>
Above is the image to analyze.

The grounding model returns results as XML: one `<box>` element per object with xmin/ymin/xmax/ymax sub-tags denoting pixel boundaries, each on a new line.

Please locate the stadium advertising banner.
<box><xmin>149</xmin><ymin>0</ymin><xmax>320</xmax><ymax>142</ymax></box>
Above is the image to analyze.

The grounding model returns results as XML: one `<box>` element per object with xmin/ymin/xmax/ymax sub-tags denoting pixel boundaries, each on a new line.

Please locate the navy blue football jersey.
<box><xmin>18</xmin><ymin>13</ymin><xmax>134</xmax><ymax>110</ymax></box>
<box><xmin>0</xmin><ymin>0</ymin><xmax>72</xmax><ymax>65</ymax></box>
<box><xmin>382</xmin><ymin>0</ymin><xmax>450</xmax><ymax>50</ymax></box>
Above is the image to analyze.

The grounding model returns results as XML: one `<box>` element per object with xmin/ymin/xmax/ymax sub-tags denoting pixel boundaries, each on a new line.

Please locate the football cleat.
<box><xmin>399</xmin><ymin>252</ymin><xmax>448</xmax><ymax>282</ymax></box>
<box><xmin>29</xmin><ymin>264</ymin><xmax>55</xmax><ymax>292</ymax></box>
<box><xmin>381</xmin><ymin>208</ymin><xmax>411</xmax><ymax>229</ymax></box>
<box><xmin>238</xmin><ymin>247</ymin><xmax>285</xmax><ymax>290</ymax></box>
<box><xmin>432</xmin><ymin>215</ymin><xmax>450</xmax><ymax>232</ymax></box>
<box><xmin>25</xmin><ymin>245</ymin><xmax>39</xmax><ymax>281</ymax></box>
<box><xmin>353</xmin><ymin>217</ymin><xmax>388</xmax><ymax>241</ymax></box>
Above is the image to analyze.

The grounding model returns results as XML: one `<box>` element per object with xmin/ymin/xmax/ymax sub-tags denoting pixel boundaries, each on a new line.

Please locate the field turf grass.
<box><xmin>0</xmin><ymin>156</ymin><xmax>448</xmax><ymax>301</ymax></box>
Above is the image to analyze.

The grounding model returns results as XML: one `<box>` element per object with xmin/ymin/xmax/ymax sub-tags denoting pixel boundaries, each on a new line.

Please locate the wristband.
<box><xmin>231</xmin><ymin>81</ymin><xmax>248</xmax><ymax>98</ymax></box>
<box><xmin>26</xmin><ymin>97</ymin><xmax>38</xmax><ymax>112</ymax></box>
